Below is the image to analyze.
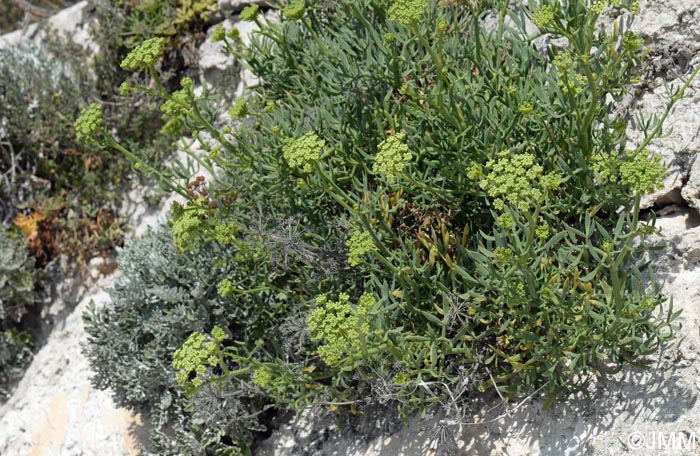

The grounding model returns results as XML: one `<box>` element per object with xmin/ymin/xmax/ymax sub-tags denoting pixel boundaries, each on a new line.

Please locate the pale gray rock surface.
<box><xmin>218</xmin><ymin>0</ymin><xmax>273</xmax><ymax>14</ymax></box>
<box><xmin>0</xmin><ymin>1</ymin><xmax>96</xmax><ymax>53</ymax></box>
<box><xmin>0</xmin><ymin>275</ymin><xmax>150</xmax><ymax>456</ymax></box>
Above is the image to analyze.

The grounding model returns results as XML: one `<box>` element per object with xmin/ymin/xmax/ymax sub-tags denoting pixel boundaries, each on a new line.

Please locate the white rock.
<box><xmin>218</xmin><ymin>0</ymin><xmax>273</xmax><ymax>15</ymax></box>
<box><xmin>0</xmin><ymin>276</ymin><xmax>150</xmax><ymax>456</ymax></box>
<box><xmin>626</xmin><ymin>79</ymin><xmax>700</xmax><ymax>210</ymax></box>
<box><xmin>0</xmin><ymin>2</ymin><xmax>98</xmax><ymax>55</ymax></box>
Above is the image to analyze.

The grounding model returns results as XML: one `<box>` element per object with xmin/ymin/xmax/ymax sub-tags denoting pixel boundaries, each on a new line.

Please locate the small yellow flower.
<box><xmin>120</xmin><ymin>37</ymin><xmax>165</xmax><ymax>70</ymax></box>
<box><xmin>373</xmin><ymin>133</ymin><xmax>412</xmax><ymax>182</ymax></box>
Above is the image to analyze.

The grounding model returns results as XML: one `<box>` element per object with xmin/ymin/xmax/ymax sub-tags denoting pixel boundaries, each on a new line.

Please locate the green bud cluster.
<box><xmin>531</xmin><ymin>5</ymin><xmax>556</xmax><ymax>28</ymax></box>
<box><xmin>306</xmin><ymin>293</ymin><xmax>375</xmax><ymax>367</ymax></box>
<box><xmin>212</xmin><ymin>24</ymin><xmax>226</xmax><ymax>42</ymax></box>
<box><xmin>160</xmin><ymin>88</ymin><xmax>190</xmax><ymax>136</ymax></box>
<box><xmin>373</xmin><ymin>132</ymin><xmax>411</xmax><ymax>183</ymax></box>
<box><xmin>283</xmin><ymin>132</ymin><xmax>325</xmax><ymax>173</ymax></box>
<box><xmin>213</xmin><ymin>222</ymin><xmax>239</xmax><ymax>245</ymax></box>
<box><xmin>346</xmin><ymin>229</ymin><xmax>377</xmax><ymax>266</ymax></box>
<box><xmin>120</xmin><ymin>37</ymin><xmax>165</xmax><ymax>70</ymax></box>
<box><xmin>74</xmin><ymin>103</ymin><xmax>103</xmax><ymax>142</ymax></box>
<box><xmin>493</xmin><ymin>247</ymin><xmax>513</xmax><ymax>268</ymax></box>
<box><xmin>619</xmin><ymin>150</ymin><xmax>666</xmax><ymax>195</ymax></box>
<box><xmin>170</xmin><ymin>200</ymin><xmax>209</xmax><ymax>252</ymax></box>
<box><xmin>284</xmin><ymin>0</ymin><xmax>305</xmax><ymax>20</ymax></box>
<box><xmin>622</xmin><ymin>31</ymin><xmax>644</xmax><ymax>52</ymax></box>
<box><xmin>628</xmin><ymin>1</ymin><xmax>640</xmax><ymax>14</ymax></box>
<box><xmin>217</xmin><ymin>278</ymin><xmax>236</xmax><ymax>297</ymax></box>
<box><xmin>172</xmin><ymin>326</ymin><xmax>226</xmax><ymax>396</ymax></box>
<box><xmin>229</xmin><ymin>97</ymin><xmax>249</xmax><ymax>121</ymax></box>
<box><xmin>239</xmin><ymin>4</ymin><xmax>259</xmax><ymax>21</ymax></box>
<box><xmin>479</xmin><ymin>152</ymin><xmax>560</xmax><ymax>212</ymax></box>
<box><xmin>557</xmin><ymin>73</ymin><xmax>587</xmax><ymax>96</ymax></box>
<box><xmin>590</xmin><ymin>0</ymin><xmax>607</xmax><ymax>14</ymax></box>
<box><xmin>387</xmin><ymin>0</ymin><xmax>426</xmax><ymax>27</ymax></box>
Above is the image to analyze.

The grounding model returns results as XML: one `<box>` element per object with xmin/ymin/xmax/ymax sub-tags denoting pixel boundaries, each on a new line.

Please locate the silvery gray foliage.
<box><xmin>0</xmin><ymin>328</ymin><xmax>33</xmax><ymax>401</ymax></box>
<box><xmin>82</xmin><ymin>226</ymin><xmax>270</xmax><ymax>454</ymax></box>
<box><xmin>0</xmin><ymin>225</ymin><xmax>38</xmax><ymax>400</ymax></box>
<box><xmin>0</xmin><ymin>225</ymin><xmax>38</xmax><ymax>323</ymax></box>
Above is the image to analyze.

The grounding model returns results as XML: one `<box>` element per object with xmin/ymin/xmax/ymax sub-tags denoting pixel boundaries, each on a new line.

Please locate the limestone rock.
<box><xmin>217</xmin><ymin>0</ymin><xmax>273</xmax><ymax>15</ymax></box>
<box><xmin>0</xmin><ymin>276</ymin><xmax>151</xmax><ymax>456</ymax></box>
<box><xmin>0</xmin><ymin>2</ymin><xmax>96</xmax><ymax>54</ymax></box>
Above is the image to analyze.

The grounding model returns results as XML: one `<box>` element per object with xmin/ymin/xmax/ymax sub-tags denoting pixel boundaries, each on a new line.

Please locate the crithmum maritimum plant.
<box><xmin>79</xmin><ymin>0</ymin><xmax>697</xmax><ymax>452</ymax></box>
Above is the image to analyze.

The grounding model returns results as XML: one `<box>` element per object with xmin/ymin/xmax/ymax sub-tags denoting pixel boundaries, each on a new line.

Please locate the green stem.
<box><xmin>634</xmin><ymin>63</ymin><xmax>700</xmax><ymax>154</ymax></box>
<box><xmin>104</xmin><ymin>133</ymin><xmax>189</xmax><ymax>198</ymax></box>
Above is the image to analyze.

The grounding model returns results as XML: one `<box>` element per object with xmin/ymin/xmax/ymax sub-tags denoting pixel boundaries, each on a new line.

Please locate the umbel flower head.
<box><xmin>620</xmin><ymin>150</ymin><xmax>666</xmax><ymax>195</ymax></box>
<box><xmin>228</xmin><ymin>97</ymin><xmax>249</xmax><ymax>121</ymax></box>
<box><xmin>121</xmin><ymin>37</ymin><xmax>165</xmax><ymax>70</ymax></box>
<box><xmin>478</xmin><ymin>151</ymin><xmax>560</xmax><ymax>212</ymax></box>
<box><xmin>284</xmin><ymin>0</ymin><xmax>305</xmax><ymax>20</ymax></box>
<box><xmin>239</xmin><ymin>4</ymin><xmax>259</xmax><ymax>21</ymax></box>
<box><xmin>388</xmin><ymin>0</ymin><xmax>427</xmax><ymax>26</ymax></box>
<box><xmin>373</xmin><ymin>132</ymin><xmax>412</xmax><ymax>183</ymax></box>
<box><xmin>74</xmin><ymin>103</ymin><xmax>103</xmax><ymax>142</ymax></box>
<box><xmin>306</xmin><ymin>293</ymin><xmax>375</xmax><ymax>366</ymax></box>
<box><xmin>531</xmin><ymin>4</ymin><xmax>556</xmax><ymax>28</ymax></box>
<box><xmin>283</xmin><ymin>132</ymin><xmax>325</xmax><ymax>173</ymax></box>
<box><xmin>172</xmin><ymin>326</ymin><xmax>226</xmax><ymax>397</ymax></box>
<box><xmin>346</xmin><ymin>229</ymin><xmax>377</xmax><ymax>266</ymax></box>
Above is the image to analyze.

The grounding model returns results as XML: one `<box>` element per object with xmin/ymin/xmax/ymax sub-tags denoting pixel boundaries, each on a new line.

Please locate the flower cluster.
<box><xmin>120</xmin><ymin>37</ymin><xmax>165</xmax><ymax>70</ymax></box>
<box><xmin>622</xmin><ymin>31</ymin><xmax>644</xmax><ymax>52</ymax></box>
<box><xmin>306</xmin><ymin>293</ymin><xmax>375</xmax><ymax>366</ymax></box>
<box><xmin>212</xmin><ymin>24</ymin><xmax>226</xmax><ymax>42</ymax></box>
<box><xmin>619</xmin><ymin>150</ymin><xmax>666</xmax><ymax>195</ymax></box>
<box><xmin>387</xmin><ymin>0</ymin><xmax>426</xmax><ymax>27</ymax></box>
<box><xmin>493</xmin><ymin>246</ymin><xmax>513</xmax><ymax>268</ymax></box>
<box><xmin>592</xmin><ymin>150</ymin><xmax>620</xmax><ymax>183</ymax></box>
<box><xmin>74</xmin><ymin>103</ymin><xmax>103</xmax><ymax>142</ymax></box>
<box><xmin>283</xmin><ymin>132</ymin><xmax>325</xmax><ymax>173</ymax></box>
<box><xmin>213</xmin><ymin>222</ymin><xmax>239</xmax><ymax>245</ymax></box>
<box><xmin>346</xmin><ymin>229</ymin><xmax>376</xmax><ymax>266</ymax></box>
<box><xmin>172</xmin><ymin>326</ymin><xmax>226</xmax><ymax>396</ymax></box>
<box><xmin>283</xmin><ymin>0</ymin><xmax>305</xmax><ymax>20</ymax></box>
<box><xmin>373</xmin><ymin>132</ymin><xmax>411</xmax><ymax>183</ymax></box>
<box><xmin>239</xmin><ymin>4</ymin><xmax>259</xmax><ymax>21</ymax></box>
<box><xmin>119</xmin><ymin>81</ymin><xmax>131</xmax><ymax>96</ymax></box>
<box><xmin>229</xmin><ymin>97</ymin><xmax>248</xmax><ymax>121</ymax></box>
<box><xmin>160</xmin><ymin>85</ymin><xmax>190</xmax><ymax>135</ymax></box>
<box><xmin>253</xmin><ymin>367</ymin><xmax>273</xmax><ymax>389</ymax></box>
<box><xmin>590</xmin><ymin>0</ymin><xmax>607</xmax><ymax>14</ymax></box>
<box><xmin>531</xmin><ymin>4</ymin><xmax>556</xmax><ymax>28</ymax></box>
<box><xmin>479</xmin><ymin>152</ymin><xmax>560</xmax><ymax>212</ymax></box>
<box><xmin>217</xmin><ymin>278</ymin><xmax>236</xmax><ymax>297</ymax></box>
<box><xmin>171</xmin><ymin>199</ymin><xmax>209</xmax><ymax>252</ymax></box>
<box><xmin>628</xmin><ymin>1</ymin><xmax>640</xmax><ymax>14</ymax></box>
<box><xmin>558</xmin><ymin>73</ymin><xmax>587</xmax><ymax>96</ymax></box>
<box><xmin>553</xmin><ymin>51</ymin><xmax>574</xmax><ymax>71</ymax></box>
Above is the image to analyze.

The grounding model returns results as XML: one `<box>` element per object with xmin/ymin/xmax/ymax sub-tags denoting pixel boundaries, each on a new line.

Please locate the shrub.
<box><xmin>83</xmin><ymin>226</ymin><xmax>280</xmax><ymax>454</ymax></box>
<box><xmin>91</xmin><ymin>0</ymin><xmax>217</xmax><ymax>57</ymax></box>
<box><xmin>0</xmin><ymin>226</ymin><xmax>39</xmax><ymax>400</ymax></box>
<box><xmin>82</xmin><ymin>0</ymin><xmax>695</xmax><ymax>451</ymax></box>
<box><xmin>0</xmin><ymin>42</ymin><xmax>131</xmax><ymax>266</ymax></box>
<box><xmin>0</xmin><ymin>226</ymin><xmax>39</xmax><ymax>324</ymax></box>
<box><xmin>0</xmin><ymin>328</ymin><xmax>34</xmax><ymax>401</ymax></box>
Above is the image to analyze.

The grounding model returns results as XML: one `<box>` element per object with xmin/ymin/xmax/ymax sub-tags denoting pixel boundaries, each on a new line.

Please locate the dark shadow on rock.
<box><xmin>127</xmin><ymin>413</ymin><xmax>154</xmax><ymax>454</ymax></box>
